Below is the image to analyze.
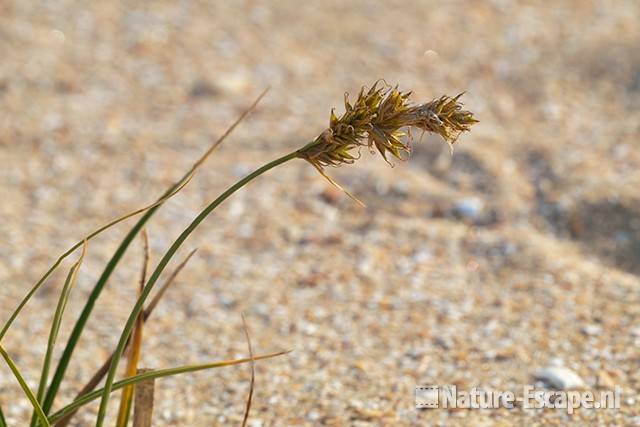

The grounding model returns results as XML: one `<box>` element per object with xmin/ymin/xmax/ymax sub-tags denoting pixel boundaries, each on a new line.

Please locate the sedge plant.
<box><xmin>94</xmin><ymin>81</ymin><xmax>477</xmax><ymax>426</ymax></box>
<box><xmin>0</xmin><ymin>81</ymin><xmax>476</xmax><ymax>426</ymax></box>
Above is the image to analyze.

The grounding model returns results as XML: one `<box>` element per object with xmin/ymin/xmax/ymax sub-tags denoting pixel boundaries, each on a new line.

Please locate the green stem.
<box><xmin>95</xmin><ymin>152</ymin><xmax>298</xmax><ymax>426</ymax></box>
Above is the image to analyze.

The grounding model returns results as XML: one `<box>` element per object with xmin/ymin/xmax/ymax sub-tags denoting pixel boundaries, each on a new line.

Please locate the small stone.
<box><xmin>596</xmin><ymin>370</ymin><xmax>616</xmax><ymax>390</ymax></box>
<box><xmin>548</xmin><ymin>357</ymin><xmax>565</xmax><ymax>367</ymax></box>
<box><xmin>213</xmin><ymin>72</ymin><xmax>250</xmax><ymax>95</ymax></box>
<box><xmin>581</xmin><ymin>324</ymin><xmax>602</xmax><ymax>336</ymax></box>
<box><xmin>189</xmin><ymin>80</ymin><xmax>218</xmax><ymax>98</ymax></box>
<box><xmin>533</xmin><ymin>366</ymin><xmax>585</xmax><ymax>390</ymax></box>
<box><xmin>319</xmin><ymin>185</ymin><xmax>343</xmax><ymax>205</ymax></box>
<box><xmin>307</xmin><ymin>411</ymin><xmax>321</xmax><ymax>421</ymax></box>
<box><xmin>453</xmin><ymin>197</ymin><xmax>484</xmax><ymax>221</ymax></box>
<box><xmin>352</xmin><ymin>406</ymin><xmax>384</xmax><ymax>420</ymax></box>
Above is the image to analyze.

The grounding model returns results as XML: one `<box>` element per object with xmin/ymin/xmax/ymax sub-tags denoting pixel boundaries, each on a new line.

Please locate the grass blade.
<box><xmin>240</xmin><ymin>314</ymin><xmax>255</xmax><ymax>427</ymax></box>
<box><xmin>52</xmin><ymin>249</ymin><xmax>198</xmax><ymax>427</ymax></box>
<box><xmin>116</xmin><ymin>232</ymin><xmax>149</xmax><ymax>427</ymax></box>
<box><xmin>50</xmin><ymin>350</ymin><xmax>290</xmax><ymax>425</ymax></box>
<box><xmin>30</xmin><ymin>241</ymin><xmax>87</xmax><ymax>427</ymax></box>
<box><xmin>0</xmin><ymin>173</ymin><xmax>192</xmax><ymax>343</ymax></box>
<box><xmin>0</xmin><ymin>344</ymin><xmax>51</xmax><ymax>427</ymax></box>
<box><xmin>0</xmin><ymin>404</ymin><xmax>7</xmax><ymax>427</ymax></box>
<box><xmin>94</xmin><ymin>151</ymin><xmax>297</xmax><ymax>427</ymax></box>
<box><xmin>41</xmin><ymin>89</ymin><xmax>268</xmax><ymax>416</ymax></box>
<box><xmin>144</xmin><ymin>248</ymin><xmax>197</xmax><ymax>316</ymax></box>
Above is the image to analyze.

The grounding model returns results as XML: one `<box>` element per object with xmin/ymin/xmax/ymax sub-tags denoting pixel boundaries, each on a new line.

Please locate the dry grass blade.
<box><xmin>49</xmin><ymin>350</ymin><xmax>291</xmax><ymax>425</ymax></box>
<box><xmin>191</xmin><ymin>88</ymin><xmax>270</xmax><ymax>171</ymax></box>
<box><xmin>131</xmin><ymin>368</ymin><xmax>155</xmax><ymax>427</ymax></box>
<box><xmin>144</xmin><ymin>248</ymin><xmax>197</xmax><ymax>316</ymax></box>
<box><xmin>116</xmin><ymin>231</ymin><xmax>149</xmax><ymax>427</ymax></box>
<box><xmin>0</xmin><ymin>344</ymin><xmax>51</xmax><ymax>427</ymax></box>
<box><xmin>53</xmin><ymin>248</ymin><xmax>198</xmax><ymax>427</ymax></box>
<box><xmin>310</xmin><ymin>163</ymin><xmax>365</xmax><ymax>207</ymax></box>
<box><xmin>241</xmin><ymin>313</ymin><xmax>255</xmax><ymax>427</ymax></box>
<box><xmin>138</xmin><ymin>231</ymin><xmax>150</xmax><ymax>290</ymax></box>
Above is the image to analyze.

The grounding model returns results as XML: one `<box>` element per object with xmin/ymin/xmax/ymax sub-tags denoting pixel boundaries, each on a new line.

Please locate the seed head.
<box><xmin>296</xmin><ymin>82</ymin><xmax>478</xmax><ymax>170</ymax></box>
<box><xmin>295</xmin><ymin>81</ymin><xmax>477</xmax><ymax>205</ymax></box>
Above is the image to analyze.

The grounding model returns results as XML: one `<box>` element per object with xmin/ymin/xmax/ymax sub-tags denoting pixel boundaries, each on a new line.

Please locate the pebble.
<box><xmin>581</xmin><ymin>324</ymin><xmax>602</xmax><ymax>336</ymax></box>
<box><xmin>453</xmin><ymin>197</ymin><xmax>484</xmax><ymax>221</ymax></box>
<box><xmin>533</xmin><ymin>366</ymin><xmax>585</xmax><ymax>389</ymax></box>
<box><xmin>213</xmin><ymin>72</ymin><xmax>251</xmax><ymax>95</ymax></box>
<box><xmin>596</xmin><ymin>370</ymin><xmax>616</xmax><ymax>389</ymax></box>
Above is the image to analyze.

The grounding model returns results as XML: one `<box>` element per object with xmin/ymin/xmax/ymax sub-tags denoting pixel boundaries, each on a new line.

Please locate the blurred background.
<box><xmin>1</xmin><ymin>1</ymin><xmax>639</xmax><ymax>425</ymax></box>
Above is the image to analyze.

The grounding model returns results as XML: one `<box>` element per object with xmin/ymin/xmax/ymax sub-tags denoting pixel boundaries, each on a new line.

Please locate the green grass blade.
<box><xmin>30</xmin><ymin>242</ymin><xmax>87</xmax><ymax>427</ymax></box>
<box><xmin>0</xmin><ymin>404</ymin><xmax>7</xmax><ymax>427</ymax></box>
<box><xmin>50</xmin><ymin>350</ymin><xmax>289</xmax><ymax>425</ymax></box>
<box><xmin>95</xmin><ymin>152</ymin><xmax>297</xmax><ymax>427</ymax></box>
<box><xmin>40</xmin><ymin>89</ymin><xmax>268</xmax><ymax>416</ymax></box>
<box><xmin>0</xmin><ymin>344</ymin><xmax>51</xmax><ymax>427</ymax></box>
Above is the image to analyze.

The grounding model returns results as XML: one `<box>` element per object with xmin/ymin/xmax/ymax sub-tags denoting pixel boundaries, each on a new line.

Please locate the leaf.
<box><xmin>50</xmin><ymin>350</ymin><xmax>290</xmax><ymax>425</ymax></box>
<box><xmin>0</xmin><ymin>402</ymin><xmax>7</xmax><ymax>427</ymax></box>
<box><xmin>31</xmin><ymin>241</ymin><xmax>87</xmax><ymax>427</ymax></box>
<box><xmin>0</xmin><ymin>344</ymin><xmax>51</xmax><ymax>427</ymax></box>
<box><xmin>240</xmin><ymin>314</ymin><xmax>255</xmax><ymax>427</ymax></box>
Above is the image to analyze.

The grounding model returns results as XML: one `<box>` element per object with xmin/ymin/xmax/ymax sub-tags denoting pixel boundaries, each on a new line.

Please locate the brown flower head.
<box><xmin>295</xmin><ymin>81</ymin><xmax>478</xmax><ymax>204</ymax></box>
<box><xmin>296</xmin><ymin>82</ymin><xmax>478</xmax><ymax>169</ymax></box>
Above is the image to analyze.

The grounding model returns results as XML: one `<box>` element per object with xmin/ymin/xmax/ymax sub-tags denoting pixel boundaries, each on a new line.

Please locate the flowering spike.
<box><xmin>297</xmin><ymin>82</ymin><xmax>477</xmax><ymax>171</ymax></box>
<box><xmin>295</xmin><ymin>82</ymin><xmax>477</xmax><ymax>203</ymax></box>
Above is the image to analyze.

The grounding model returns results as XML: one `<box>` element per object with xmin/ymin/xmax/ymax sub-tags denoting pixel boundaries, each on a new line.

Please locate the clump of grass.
<box><xmin>0</xmin><ymin>81</ymin><xmax>476</xmax><ymax>426</ymax></box>
<box><xmin>0</xmin><ymin>91</ymin><xmax>275</xmax><ymax>427</ymax></box>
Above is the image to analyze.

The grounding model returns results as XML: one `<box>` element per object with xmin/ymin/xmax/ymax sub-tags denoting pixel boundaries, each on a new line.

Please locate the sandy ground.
<box><xmin>1</xmin><ymin>1</ymin><xmax>640</xmax><ymax>426</ymax></box>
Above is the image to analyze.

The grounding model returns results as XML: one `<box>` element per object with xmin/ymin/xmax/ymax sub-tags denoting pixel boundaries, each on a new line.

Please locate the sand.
<box><xmin>1</xmin><ymin>1</ymin><xmax>639</xmax><ymax>425</ymax></box>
